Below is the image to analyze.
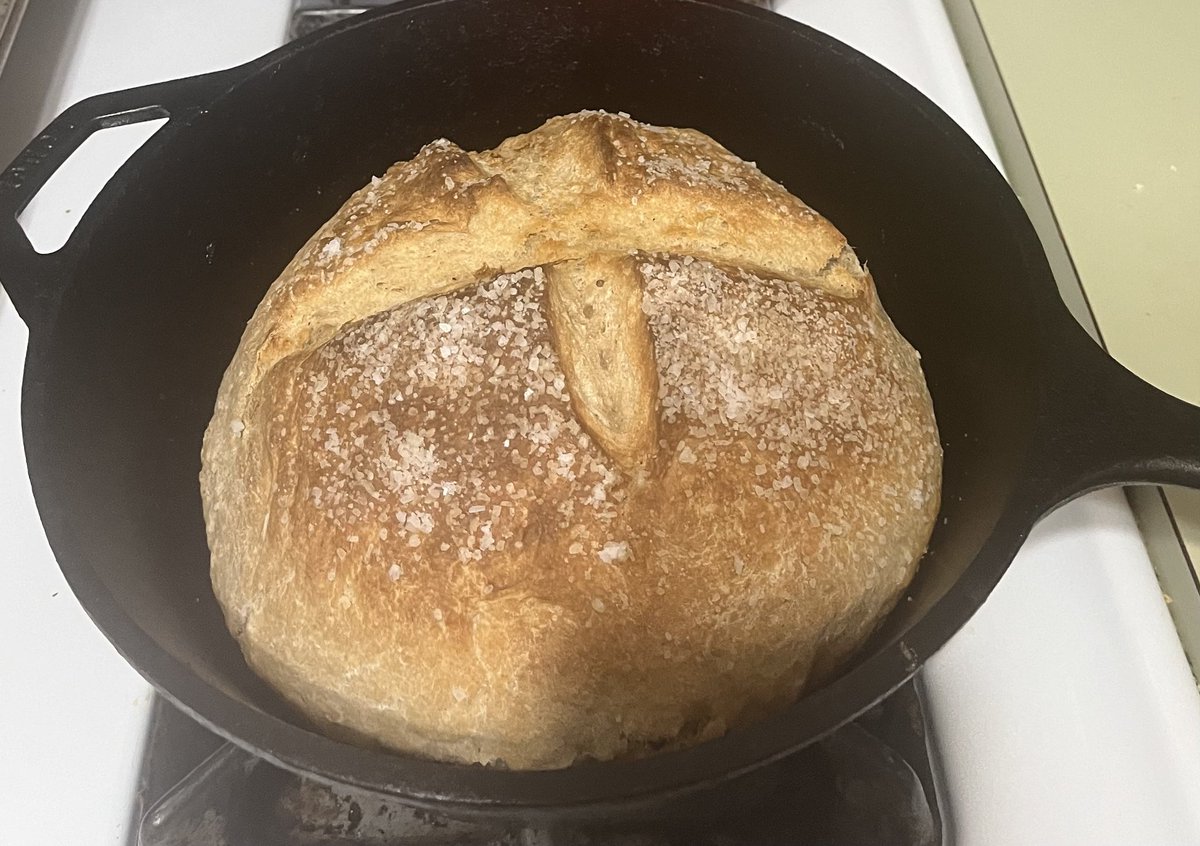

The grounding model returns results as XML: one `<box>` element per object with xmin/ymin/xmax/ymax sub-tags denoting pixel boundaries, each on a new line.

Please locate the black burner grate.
<box><xmin>286</xmin><ymin>0</ymin><xmax>775</xmax><ymax>41</ymax></box>
<box><xmin>133</xmin><ymin>682</ymin><xmax>942</xmax><ymax>846</ymax></box>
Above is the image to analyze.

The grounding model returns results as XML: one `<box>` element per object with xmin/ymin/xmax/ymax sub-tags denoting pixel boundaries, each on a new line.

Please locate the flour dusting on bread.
<box><xmin>200</xmin><ymin>111</ymin><xmax>941</xmax><ymax>769</ymax></box>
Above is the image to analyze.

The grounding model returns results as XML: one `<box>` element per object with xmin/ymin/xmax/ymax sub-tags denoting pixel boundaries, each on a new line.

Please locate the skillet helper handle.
<box><xmin>0</xmin><ymin>70</ymin><xmax>240</xmax><ymax>330</ymax></box>
<box><xmin>1030</xmin><ymin>316</ymin><xmax>1200</xmax><ymax>508</ymax></box>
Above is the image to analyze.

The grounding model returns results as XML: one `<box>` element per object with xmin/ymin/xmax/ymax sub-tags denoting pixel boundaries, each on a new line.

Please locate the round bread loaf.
<box><xmin>200</xmin><ymin>112</ymin><xmax>941</xmax><ymax>769</ymax></box>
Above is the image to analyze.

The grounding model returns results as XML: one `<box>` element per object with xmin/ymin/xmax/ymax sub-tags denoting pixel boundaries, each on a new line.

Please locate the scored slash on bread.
<box><xmin>228</xmin><ymin>110</ymin><xmax>864</xmax><ymax>389</ymax></box>
<box><xmin>200</xmin><ymin>111</ymin><xmax>941</xmax><ymax>769</ymax></box>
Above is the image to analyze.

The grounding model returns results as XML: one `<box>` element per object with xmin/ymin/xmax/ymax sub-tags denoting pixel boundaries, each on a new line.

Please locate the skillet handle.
<box><xmin>0</xmin><ymin>69</ymin><xmax>243</xmax><ymax>331</ymax></box>
<box><xmin>1028</xmin><ymin>315</ymin><xmax>1200</xmax><ymax>509</ymax></box>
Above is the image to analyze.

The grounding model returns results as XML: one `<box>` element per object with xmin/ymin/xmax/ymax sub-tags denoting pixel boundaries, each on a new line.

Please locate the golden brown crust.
<box><xmin>200</xmin><ymin>112</ymin><xmax>941</xmax><ymax>769</ymax></box>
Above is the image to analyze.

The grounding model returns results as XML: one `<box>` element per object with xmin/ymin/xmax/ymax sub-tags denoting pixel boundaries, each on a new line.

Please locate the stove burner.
<box><xmin>133</xmin><ymin>682</ymin><xmax>941</xmax><ymax>845</ymax></box>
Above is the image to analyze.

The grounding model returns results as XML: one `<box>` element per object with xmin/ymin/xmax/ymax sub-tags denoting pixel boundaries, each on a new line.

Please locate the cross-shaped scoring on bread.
<box><xmin>200</xmin><ymin>112</ymin><xmax>941</xmax><ymax>769</ymax></box>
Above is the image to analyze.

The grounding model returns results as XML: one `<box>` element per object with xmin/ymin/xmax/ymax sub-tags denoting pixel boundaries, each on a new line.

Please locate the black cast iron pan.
<box><xmin>2</xmin><ymin>0</ymin><xmax>1199</xmax><ymax>822</ymax></box>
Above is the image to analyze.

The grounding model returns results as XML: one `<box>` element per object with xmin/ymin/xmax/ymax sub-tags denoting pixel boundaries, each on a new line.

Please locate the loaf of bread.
<box><xmin>200</xmin><ymin>112</ymin><xmax>941</xmax><ymax>769</ymax></box>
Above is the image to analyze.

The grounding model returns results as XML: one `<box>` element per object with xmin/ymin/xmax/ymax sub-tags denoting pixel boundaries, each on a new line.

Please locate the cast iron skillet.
<box><xmin>1</xmin><ymin>0</ymin><xmax>1198</xmax><ymax>821</ymax></box>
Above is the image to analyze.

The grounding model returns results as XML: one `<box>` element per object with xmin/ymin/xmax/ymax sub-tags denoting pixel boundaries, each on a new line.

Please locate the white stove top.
<box><xmin>1</xmin><ymin>1</ymin><xmax>1198</xmax><ymax>843</ymax></box>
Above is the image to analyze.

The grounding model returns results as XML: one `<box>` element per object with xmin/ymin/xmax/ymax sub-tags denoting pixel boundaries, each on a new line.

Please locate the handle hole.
<box><xmin>16</xmin><ymin>117</ymin><xmax>168</xmax><ymax>254</ymax></box>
